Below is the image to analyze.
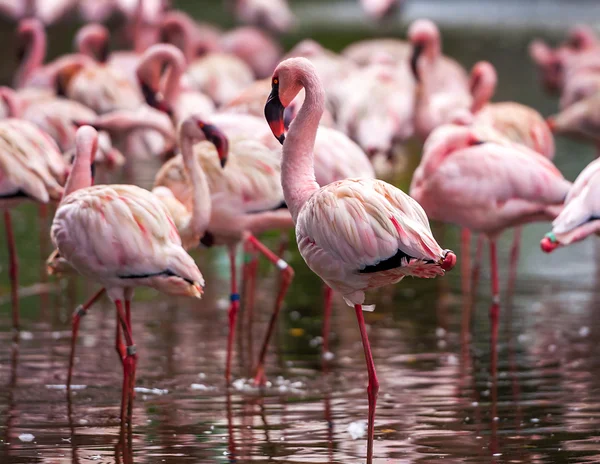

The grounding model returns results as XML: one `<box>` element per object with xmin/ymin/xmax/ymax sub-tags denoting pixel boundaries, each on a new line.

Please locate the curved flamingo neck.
<box><xmin>75</xmin><ymin>24</ymin><xmax>109</xmax><ymax>63</ymax></box>
<box><xmin>138</xmin><ymin>45</ymin><xmax>186</xmax><ymax>108</ymax></box>
<box><xmin>16</xmin><ymin>21</ymin><xmax>46</xmax><ymax>88</ymax></box>
<box><xmin>281</xmin><ymin>65</ymin><xmax>324</xmax><ymax>222</ymax></box>
<box><xmin>180</xmin><ymin>122</ymin><xmax>211</xmax><ymax>240</ymax></box>
<box><xmin>64</xmin><ymin>127</ymin><xmax>98</xmax><ymax>198</ymax></box>
<box><xmin>470</xmin><ymin>64</ymin><xmax>497</xmax><ymax>113</ymax></box>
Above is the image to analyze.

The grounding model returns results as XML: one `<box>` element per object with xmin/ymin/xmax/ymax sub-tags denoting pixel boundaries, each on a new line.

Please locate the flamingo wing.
<box><xmin>298</xmin><ymin>178</ymin><xmax>445</xmax><ymax>272</ymax></box>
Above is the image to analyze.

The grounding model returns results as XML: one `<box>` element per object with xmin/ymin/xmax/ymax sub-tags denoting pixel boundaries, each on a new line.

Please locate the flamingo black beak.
<box><xmin>410</xmin><ymin>42</ymin><xmax>424</xmax><ymax>82</ymax></box>
<box><xmin>199</xmin><ymin>123</ymin><xmax>229</xmax><ymax>168</ymax></box>
<box><xmin>265</xmin><ymin>81</ymin><xmax>285</xmax><ymax>145</ymax></box>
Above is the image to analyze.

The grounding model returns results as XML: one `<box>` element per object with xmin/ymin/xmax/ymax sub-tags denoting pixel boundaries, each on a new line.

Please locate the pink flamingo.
<box><xmin>14</xmin><ymin>18</ymin><xmax>94</xmax><ymax>91</ymax></box>
<box><xmin>0</xmin><ymin>0</ymin><xmax>76</xmax><ymax>24</ymax></box>
<box><xmin>529</xmin><ymin>25</ymin><xmax>600</xmax><ymax>94</ymax></box>
<box><xmin>0</xmin><ymin>114</ymin><xmax>66</xmax><ymax>330</ymax></box>
<box><xmin>409</xmin><ymin>19</ymin><xmax>471</xmax><ymax>140</ymax></box>
<box><xmin>462</xmin><ymin>61</ymin><xmax>556</xmax><ymax>286</ymax></box>
<box><xmin>410</xmin><ymin>124</ymin><xmax>570</xmax><ymax>348</ymax></box>
<box><xmin>265</xmin><ymin>57</ymin><xmax>456</xmax><ymax>463</ymax></box>
<box><xmin>220</xmin><ymin>26</ymin><xmax>283</xmax><ymax>79</ymax></box>
<box><xmin>154</xmin><ymin>119</ymin><xmax>294</xmax><ymax>383</ymax></box>
<box><xmin>359</xmin><ymin>0</ymin><xmax>401</xmax><ymax>21</ymax></box>
<box><xmin>51</xmin><ymin>125</ymin><xmax>204</xmax><ymax>423</ymax></box>
<box><xmin>541</xmin><ymin>157</ymin><xmax>600</xmax><ymax>252</ymax></box>
<box><xmin>232</xmin><ymin>0</ymin><xmax>295</xmax><ymax>34</ymax></box>
<box><xmin>333</xmin><ymin>53</ymin><xmax>415</xmax><ymax>157</ymax></box>
<box><xmin>136</xmin><ymin>44</ymin><xmax>215</xmax><ymax>124</ymax></box>
<box><xmin>160</xmin><ymin>10</ymin><xmax>222</xmax><ymax>62</ymax></box>
<box><xmin>342</xmin><ymin>38</ymin><xmax>411</xmax><ymax>67</ymax></box>
<box><xmin>64</xmin><ymin>114</ymin><xmax>219</xmax><ymax>388</ymax></box>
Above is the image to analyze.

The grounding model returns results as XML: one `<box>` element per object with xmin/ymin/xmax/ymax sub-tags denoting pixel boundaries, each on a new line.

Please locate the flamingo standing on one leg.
<box><xmin>410</xmin><ymin>124</ymin><xmax>571</xmax><ymax>355</ymax></box>
<box><xmin>51</xmin><ymin>126</ymin><xmax>204</xmax><ymax>423</ymax></box>
<box><xmin>541</xmin><ymin>157</ymin><xmax>600</xmax><ymax>253</ymax></box>
<box><xmin>264</xmin><ymin>57</ymin><xmax>456</xmax><ymax>463</ymax></box>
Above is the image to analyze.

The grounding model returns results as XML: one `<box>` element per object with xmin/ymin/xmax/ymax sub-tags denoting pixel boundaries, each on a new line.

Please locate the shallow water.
<box><xmin>2</xmin><ymin>2</ymin><xmax>600</xmax><ymax>463</ymax></box>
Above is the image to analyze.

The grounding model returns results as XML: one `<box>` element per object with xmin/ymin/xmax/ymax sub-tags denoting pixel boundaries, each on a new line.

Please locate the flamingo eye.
<box><xmin>197</xmin><ymin>121</ymin><xmax>205</xmax><ymax>128</ymax></box>
<box><xmin>273</xmin><ymin>78</ymin><xmax>279</xmax><ymax>85</ymax></box>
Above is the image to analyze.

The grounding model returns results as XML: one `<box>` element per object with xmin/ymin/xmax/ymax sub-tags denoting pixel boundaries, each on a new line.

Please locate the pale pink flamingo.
<box><xmin>342</xmin><ymin>38</ymin><xmax>411</xmax><ymax>67</ymax></box>
<box><xmin>0</xmin><ymin>86</ymin><xmax>124</xmax><ymax>169</ymax></box>
<box><xmin>51</xmin><ymin>125</ymin><xmax>204</xmax><ymax>422</ymax></box>
<box><xmin>14</xmin><ymin>18</ymin><xmax>94</xmax><ymax>90</ymax></box>
<box><xmin>409</xmin><ymin>19</ymin><xmax>471</xmax><ymax>140</ymax></box>
<box><xmin>232</xmin><ymin>0</ymin><xmax>295</xmax><ymax>34</ymax></box>
<box><xmin>64</xmin><ymin>114</ymin><xmax>218</xmax><ymax>388</ymax></box>
<box><xmin>136</xmin><ymin>44</ymin><xmax>215</xmax><ymax>124</ymax></box>
<box><xmin>154</xmin><ymin>119</ymin><xmax>294</xmax><ymax>383</ymax></box>
<box><xmin>541</xmin><ymin>157</ymin><xmax>600</xmax><ymax>252</ymax></box>
<box><xmin>462</xmin><ymin>61</ymin><xmax>556</xmax><ymax>286</ymax></box>
<box><xmin>530</xmin><ymin>25</ymin><xmax>600</xmax><ymax>94</ymax></box>
<box><xmin>0</xmin><ymin>115</ymin><xmax>66</xmax><ymax>330</ymax></box>
<box><xmin>333</xmin><ymin>54</ymin><xmax>415</xmax><ymax>157</ymax></box>
<box><xmin>410</xmin><ymin>124</ymin><xmax>570</xmax><ymax>353</ymax></box>
<box><xmin>220</xmin><ymin>26</ymin><xmax>282</xmax><ymax>79</ymax></box>
<box><xmin>547</xmin><ymin>93</ymin><xmax>600</xmax><ymax>153</ymax></box>
<box><xmin>285</xmin><ymin>40</ymin><xmax>356</xmax><ymax>91</ymax></box>
<box><xmin>265</xmin><ymin>57</ymin><xmax>456</xmax><ymax>463</ymax></box>
<box><xmin>160</xmin><ymin>10</ymin><xmax>222</xmax><ymax>62</ymax></box>
<box><xmin>359</xmin><ymin>0</ymin><xmax>401</xmax><ymax>21</ymax></box>
<box><xmin>184</xmin><ymin>52</ymin><xmax>255</xmax><ymax>107</ymax></box>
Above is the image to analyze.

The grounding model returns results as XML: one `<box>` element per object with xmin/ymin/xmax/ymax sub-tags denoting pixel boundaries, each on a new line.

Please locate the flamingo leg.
<box><xmin>322</xmin><ymin>285</ymin><xmax>333</xmax><ymax>357</ymax></box>
<box><xmin>226</xmin><ymin>245</ymin><xmax>240</xmax><ymax>384</ymax></box>
<box><xmin>243</xmin><ymin>244</ymin><xmax>258</xmax><ymax>367</ymax></box>
<box><xmin>354</xmin><ymin>304</ymin><xmax>379</xmax><ymax>464</ymax></box>
<box><xmin>125</xmin><ymin>298</ymin><xmax>136</xmax><ymax>424</ymax></box>
<box><xmin>471</xmin><ymin>234</ymin><xmax>484</xmax><ymax>305</ymax></box>
<box><xmin>246</xmin><ymin>233</ymin><xmax>294</xmax><ymax>387</ymax></box>
<box><xmin>115</xmin><ymin>300</ymin><xmax>136</xmax><ymax>426</ymax></box>
<box><xmin>507</xmin><ymin>227</ymin><xmax>522</xmax><ymax>298</ymax></box>
<box><xmin>4</xmin><ymin>211</ymin><xmax>19</xmax><ymax>331</ymax></box>
<box><xmin>67</xmin><ymin>288</ymin><xmax>106</xmax><ymax>389</ymax></box>
<box><xmin>489</xmin><ymin>239</ymin><xmax>500</xmax><ymax>366</ymax></box>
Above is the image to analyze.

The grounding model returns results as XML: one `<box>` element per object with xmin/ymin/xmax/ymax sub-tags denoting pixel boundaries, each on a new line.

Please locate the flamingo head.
<box><xmin>408</xmin><ymin>19</ymin><xmax>440</xmax><ymax>81</ymax></box>
<box><xmin>540</xmin><ymin>232</ymin><xmax>560</xmax><ymax>253</ymax></box>
<box><xmin>184</xmin><ymin>115</ymin><xmax>229</xmax><ymax>168</ymax></box>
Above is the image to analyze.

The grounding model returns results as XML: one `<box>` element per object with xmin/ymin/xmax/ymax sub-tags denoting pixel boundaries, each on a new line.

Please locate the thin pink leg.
<box><xmin>226</xmin><ymin>245</ymin><xmax>240</xmax><ymax>384</ymax></box>
<box><xmin>507</xmin><ymin>227</ymin><xmax>522</xmax><ymax>298</ymax></box>
<box><xmin>471</xmin><ymin>234</ymin><xmax>484</xmax><ymax>305</ymax></box>
<box><xmin>322</xmin><ymin>285</ymin><xmax>333</xmax><ymax>356</ymax></box>
<box><xmin>354</xmin><ymin>304</ymin><xmax>379</xmax><ymax>464</ymax></box>
<box><xmin>489</xmin><ymin>239</ymin><xmax>500</xmax><ymax>371</ymax></box>
<box><xmin>67</xmin><ymin>288</ymin><xmax>106</xmax><ymax>388</ymax></box>
<box><xmin>246</xmin><ymin>233</ymin><xmax>294</xmax><ymax>386</ymax></box>
<box><xmin>115</xmin><ymin>300</ymin><xmax>136</xmax><ymax>426</ymax></box>
<box><xmin>125</xmin><ymin>298</ymin><xmax>136</xmax><ymax>423</ymax></box>
<box><xmin>4</xmin><ymin>211</ymin><xmax>19</xmax><ymax>331</ymax></box>
<box><xmin>460</xmin><ymin>228</ymin><xmax>471</xmax><ymax>299</ymax></box>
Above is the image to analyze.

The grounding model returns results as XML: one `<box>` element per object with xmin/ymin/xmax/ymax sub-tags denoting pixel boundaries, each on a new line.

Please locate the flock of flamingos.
<box><xmin>2</xmin><ymin>1</ymin><xmax>600</xmax><ymax>462</ymax></box>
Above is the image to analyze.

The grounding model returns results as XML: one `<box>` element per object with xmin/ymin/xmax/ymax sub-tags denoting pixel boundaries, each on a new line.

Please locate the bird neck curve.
<box><xmin>281</xmin><ymin>65</ymin><xmax>324</xmax><ymax>222</ymax></box>
<box><xmin>180</xmin><ymin>129</ymin><xmax>211</xmax><ymax>243</ymax></box>
<box><xmin>64</xmin><ymin>129</ymin><xmax>97</xmax><ymax>199</ymax></box>
<box><xmin>16</xmin><ymin>23</ymin><xmax>46</xmax><ymax>88</ymax></box>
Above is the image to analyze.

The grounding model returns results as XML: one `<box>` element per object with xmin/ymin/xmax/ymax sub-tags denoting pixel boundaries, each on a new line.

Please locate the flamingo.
<box><xmin>409</xmin><ymin>19</ymin><xmax>471</xmax><ymax>140</ymax></box>
<box><xmin>0</xmin><ymin>115</ymin><xmax>66</xmax><ymax>330</ymax></box>
<box><xmin>0</xmin><ymin>0</ymin><xmax>76</xmax><ymax>25</ymax></box>
<box><xmin>136</xmin><ymin>44</ymin><xmax>215</xmax><ymax>124</ymax></box>
<box><xmin>160</xmin><ymin>10</ymin><xmax>222</xmax><ymax>62</ymax></box>
<box><xmin>264</xmin><ymin>57</ymin><xmax>456</xmax><ymax>463</ymax></box>
<box><xmin>232</xmin><ymin>0</ymin><xmax>295</xmax><ymax>34</ymax></box>
<box><xmin>547</xmin><ymin>92</ymin><xmax>600</xmax><ymax>153</ymax></box>
<box><xmin>461</xmin><ymin>61</ymin><xmax>556</xmax><ymax>286</ymax></box>
<box><xmin>14</xmin><ymin>18</ymin><xmax>94</xmax><ymax>91</ymax></box>
<box><xmin>359</xmin><ymin>0</ymin><xmax>401</xmax><ymax>21</ymax></box>
<box><xmin>541</xmin><ymin>158</ymin><xmax>600</xmax><ymax>252</ymax></box>
<box><xmin>410</xmin><ymin>124</ymin><xmax>571</xmax><ymax>352</ymax></box>
<box><xmin>332</xmin><ymin>53</ymin><xmax>415</xmax><ymax>157</ymax></box>
<box><xmin>342</xmin><ymin>38</ymin><xmax>411</xmax><ymax>67</ymax></box>
<box><xmin>154</xmin><ymin>120</ymin><xmax>294</xmax><ymax>383</ymax></box>
<box><xmin>51</xmin><ymin>125</ymin><xmax>204</xmax><ymax>423</ymax></box>
<box><xmin>64</xmin><ymin>114</ymin><xmax>218</xmax><ymax>388</ymax></box>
